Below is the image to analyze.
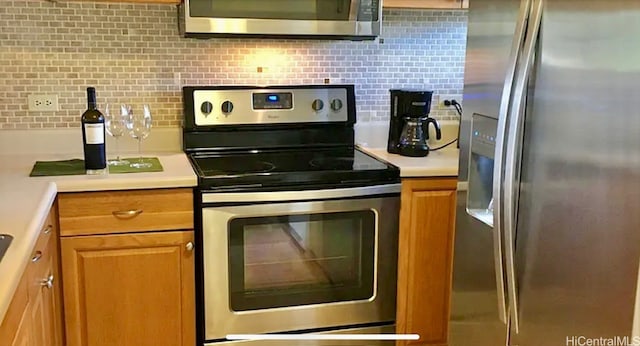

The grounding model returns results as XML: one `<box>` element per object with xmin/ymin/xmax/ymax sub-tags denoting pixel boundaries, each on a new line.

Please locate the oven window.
<box><xmin>190</xmin><ymin>0</ymin><xmax>353</xmax><ymax>21</ymax></box>
<box><xmin>228</xmin><ymin>210</ymin><xmax>375</xmax><ymax>311</ymax></box>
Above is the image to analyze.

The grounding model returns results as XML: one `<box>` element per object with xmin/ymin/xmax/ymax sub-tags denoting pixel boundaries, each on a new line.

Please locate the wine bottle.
<box><xmin>81</xmin><ymin>87</ymin><xmax>107</xmax><ymax>175</ymax></box>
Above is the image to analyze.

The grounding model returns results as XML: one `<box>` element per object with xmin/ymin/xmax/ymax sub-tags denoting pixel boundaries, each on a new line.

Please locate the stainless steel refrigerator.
<box><xmin>450</xmin><ymin>0</ymin><xmax>640</xmax><ymax>345</ymax></box>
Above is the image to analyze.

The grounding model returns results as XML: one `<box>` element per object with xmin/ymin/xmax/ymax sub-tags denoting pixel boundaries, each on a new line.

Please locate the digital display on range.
<box><xmin>253</xmin><ymin>92</ymin><xmax>292</xmax><ymax>110</ymax></box>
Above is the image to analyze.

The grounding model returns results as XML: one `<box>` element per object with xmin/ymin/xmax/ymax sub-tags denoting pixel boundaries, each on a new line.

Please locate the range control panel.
<box><xmin>191</xmin><ymin>86</ymin><xmax>350</xmax><ymax>126</ymax></box>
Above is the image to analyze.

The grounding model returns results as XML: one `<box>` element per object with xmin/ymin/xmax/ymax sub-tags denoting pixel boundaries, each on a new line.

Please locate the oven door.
<box><xmin>201</xmin><ymin>185</ymin><xmax>399</xmax><ymax>341</ymax></box>
<box><xmin>181</xmin><ymin>0</ymin><xmax>381</xmax><ymax>38</ymax></box>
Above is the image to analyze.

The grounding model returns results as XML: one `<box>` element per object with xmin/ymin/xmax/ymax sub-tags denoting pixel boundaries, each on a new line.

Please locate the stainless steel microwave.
<box><xmin>178</xmin><ymin>0</ymin><xmax>381</xmax><ymax>40</ymax></box>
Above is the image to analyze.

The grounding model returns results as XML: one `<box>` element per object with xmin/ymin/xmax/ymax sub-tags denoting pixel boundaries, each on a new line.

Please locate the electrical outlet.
<box><xmin>28</xmin><ymin>94</ymin><xmax>59</xmax><ymax>112</ymax></box>
<box><xmin>438</xmin><ymin>95</ymin><xmax>455</xmax><ymax>110</ymax></box>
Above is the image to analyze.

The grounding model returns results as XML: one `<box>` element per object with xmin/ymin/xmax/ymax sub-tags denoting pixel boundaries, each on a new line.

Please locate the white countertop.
<box><xmin>354</xmin><ymin>120</ymin><xmax>460</xmax><ymax>177</ymax></box>
<box><xmin>0</xmin><ymin>153</ymin><xmax>197</xmax><ymax>323</ymax></box>
<box><xmin>358</xmin><ymin>146</ymin><xmax>460</xmax><ymax>178</ymax></box>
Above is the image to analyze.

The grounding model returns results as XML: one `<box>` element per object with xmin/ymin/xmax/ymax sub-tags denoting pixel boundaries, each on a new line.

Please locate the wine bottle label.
<box><xmin>84</xmin><ymin>123</ymin><xmax>104</xmax><ymax>144</ymax></box>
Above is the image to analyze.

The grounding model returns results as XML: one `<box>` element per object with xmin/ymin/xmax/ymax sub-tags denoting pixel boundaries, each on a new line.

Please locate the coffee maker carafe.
<box><xmin>387</xmin><ymin>90</ymin><xmax>442</xmax><ymax>157</ymax></box>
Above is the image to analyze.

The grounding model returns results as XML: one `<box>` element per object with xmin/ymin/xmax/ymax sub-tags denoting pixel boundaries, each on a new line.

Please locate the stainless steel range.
<box><xmin>182</xmin><ymin>85</ymin><xmax>401</xmax><ymax>346</ymax></box>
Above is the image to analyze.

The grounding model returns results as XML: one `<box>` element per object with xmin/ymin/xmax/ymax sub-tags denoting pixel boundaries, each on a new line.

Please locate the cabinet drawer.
<box><xmin>32</xmin><ymin>212</ymin><xmax>55</xmax><ymax>263</ymax></box>
<box><xmin>58</xmin><ymin>188</ymin><xmax>193</xmax><ymax>236</ymax></box>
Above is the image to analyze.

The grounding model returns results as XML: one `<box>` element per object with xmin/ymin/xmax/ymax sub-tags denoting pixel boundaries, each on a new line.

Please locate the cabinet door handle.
<box><xmin>31</xmin><ymin>251</ymin><xmax>42</xmax><ymax>262</ymax></box>
<box><xmin>41</xmin><ymin>274</ymin><xmax>54</xmax><ymax>289</ymax></box>
<box><xmin>186</xmin><ymin>242</ymin><xmax>194</xmax><ymax>251</ymax></box>
<box><xmin>112</xmin><ymin>209</ymin><xmax>143</xmax><ymax>219</ymax></box>
<box><xmin>42</xmin><ymin>225</ymin><xmax>53</xmax><ymax>235</ymax></box>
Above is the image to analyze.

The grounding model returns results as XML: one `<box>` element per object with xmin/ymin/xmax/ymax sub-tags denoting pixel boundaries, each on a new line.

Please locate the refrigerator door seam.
<box><xmin>490</xmin><ymin>0</ymin><xmax>532</xmax><ymax>326</ymax></box>
<box><xmin>503</xmin><ymin>0</ymin><xmax>544</xmax><ymax>336</ymax></box>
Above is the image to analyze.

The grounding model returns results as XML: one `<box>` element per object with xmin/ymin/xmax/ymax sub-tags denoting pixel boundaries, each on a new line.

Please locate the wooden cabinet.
<box><xmin>396</xmin><ymin>178</ymin><xmax>457</xmax><ymax>346</ymax></box>
<box><xmin>69</xmin><ymin>0</ymin><xmax>179</xmax><ymax>3</ymax></box>
<box><xmin>384</xmin><ymin>0</ymin><xmax>468</xmax><ymax>9</ymax></box>
<box><xmin>11</xmin><ymin>306</ymin><xmax>31</xmax><ymax>346</ymax></box>
<box><xmin>30</xmin><ymin>207</ymin><xmax>64</xmax><ymax>346</ymax></box>
<box><xmin>0</xmin><ymin>204</ymin><xmax>64</xmax><ymax>346</ymax></box>
<box><xmin>58</xmin><ymin>188</ymin><xmax>195</xmax><ymax>346</ymax></box>
<box><xmin>0</xmin><ymin>276</ymin><xmax>31</xmax><ymax>346</ymax></box>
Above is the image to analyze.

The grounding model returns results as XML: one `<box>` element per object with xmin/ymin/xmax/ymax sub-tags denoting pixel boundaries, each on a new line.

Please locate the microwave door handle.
<box><xmin>503</xmin><ymin>0</ymin><xmax>544</xmax><ymax>335</ymax></box>
<box><xmin>348</xmin><ymin>0</ymin><xmax>360</xmax><ymax>20</ymax></box>
<box><xmin>491</xmin><ymin>0</ymin><xmax>532</xmax><ymax>326</ymax></box>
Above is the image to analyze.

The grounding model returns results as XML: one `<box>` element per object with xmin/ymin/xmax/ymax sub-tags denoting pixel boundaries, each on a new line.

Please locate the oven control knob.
<box><xmin>221</xmin><ymin>101</ymin><xmax>234</xmax><ymax>114</ymax></box>
<box><xmin>200</xmin><ymin>101</ymin><xmax>213</xmax><ymax>116</ymax></box>
<box><xmin>312</xmin><ymin>99</ymin><xmax>324</xmax><ymax>112</ymax></box>
<box><xmin>330</xmin><ymin>99</ymin><xmax>343</xmax><ymax>112</ymax></box>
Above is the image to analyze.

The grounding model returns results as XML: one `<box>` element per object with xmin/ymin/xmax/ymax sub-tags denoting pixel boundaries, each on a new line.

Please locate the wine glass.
<box><xmin>105</xmin><ymin>104</ymin><xmax>130</xmax><ymax>166</ymax></box>
<box><xmin>127</xmin><ymin>104</ymin><xmax>153</xmax><ymax>169</ymax></box>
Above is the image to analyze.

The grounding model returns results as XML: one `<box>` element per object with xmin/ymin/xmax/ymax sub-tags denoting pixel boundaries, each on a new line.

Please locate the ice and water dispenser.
<box><xmin>466</xmin><ymin>113</ymin><xmax>497</xmax><ymax>227</ymax></box>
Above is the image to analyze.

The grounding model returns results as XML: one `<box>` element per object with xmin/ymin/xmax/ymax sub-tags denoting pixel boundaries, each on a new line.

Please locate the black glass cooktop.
<box><xmin>189</xmin><ymin>147</ymin><xmax>399</xmax><ymax>190</ymax></box>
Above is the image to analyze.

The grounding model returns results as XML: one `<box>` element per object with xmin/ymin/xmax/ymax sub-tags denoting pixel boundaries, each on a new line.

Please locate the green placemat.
<box><xmin>29</xmin><ymin>157</ymin><xmax>164</xmax><ymax>177</ymax></box>
<box><xmin>30</xmin><ymin>159</ymin><xmax>84</xmax><ymax>176</ymax></box>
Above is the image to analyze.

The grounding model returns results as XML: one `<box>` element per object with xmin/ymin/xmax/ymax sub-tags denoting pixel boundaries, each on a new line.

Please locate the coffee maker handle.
<box><xmin>426</xmin><ymin>117</ymin><xmax>442</xmax><ymax>140</ymax></box>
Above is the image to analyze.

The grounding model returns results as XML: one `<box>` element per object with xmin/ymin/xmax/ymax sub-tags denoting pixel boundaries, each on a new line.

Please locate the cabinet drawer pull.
<box><xmin>112</xmin><ymin>209</ymin><xmax>143</xmax><ymax>219</ymax></box>
<box><xmin>42</xmin><ymin>225</ymin><xmax>53</xmax><ymax>235</ymax></box>
<box><xmin>41</xmin><ymin>274</ymin><xmax>54</xmax><ymax>289</ymax></box>
<box><xmin>186</xmin><ymin>242</ymin><xmax>194</xmax><ymax>251</ymax></box>
<box><xmin>31</xmin><ymin>251</ymin><xmax>42</xmax><ymax>262</ymax></box>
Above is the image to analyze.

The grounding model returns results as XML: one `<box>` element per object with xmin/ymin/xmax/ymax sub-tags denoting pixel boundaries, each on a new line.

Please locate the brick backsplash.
<box><xmin>0</xmin><ymin>0</ymin><xmax>467</xmax><ymax>129</ymax></box>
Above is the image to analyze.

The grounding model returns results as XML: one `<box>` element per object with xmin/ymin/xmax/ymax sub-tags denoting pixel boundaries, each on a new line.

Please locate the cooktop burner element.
<box><xmin>197</xmin><ymin>159</ymin><xmax>276</xmax><ymax>177</ymax></box>
<box><xmin>309</xmin><ymin>157</ymin><xmax>354</xmax><ymax>170</ymax></box>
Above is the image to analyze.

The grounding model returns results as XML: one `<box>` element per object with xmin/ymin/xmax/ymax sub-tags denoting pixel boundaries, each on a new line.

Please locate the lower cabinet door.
<box><xmin>30</xmin><ymin>276</ymin><xmax>47</xmax><ymax>346</ymax></box>
<box><xmin>31</xmin><ymin>253</ymin><xmax>59</xmax><ymax>346</ymax></box>
<box><xmin>396</xmin><ymin>178</ymin><xmax>457</xmax><ymax>346</ymax></box>
<box><xmin>11</xmin><ymin>308</ymin><xmax>31</xmax><ymax>346</ymax></box>
<box><xmin>61</xmin><ymin>230</ymin><xmax>195</xmax><ymax>346</ymax></box>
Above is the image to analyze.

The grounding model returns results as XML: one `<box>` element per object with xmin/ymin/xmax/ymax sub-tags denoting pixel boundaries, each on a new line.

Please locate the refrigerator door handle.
<box><xmin>491</xmin><ymin>0</ymin><xmax>532</xmax><ymax>325</ymax></box>
<box><xmin>503</xmin><ymin>0</ymin><xmax>544</xmax><ymax>335</ymax></box>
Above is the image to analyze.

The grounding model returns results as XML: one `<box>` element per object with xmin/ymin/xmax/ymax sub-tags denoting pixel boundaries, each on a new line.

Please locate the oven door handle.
<box><xmin>201</xmin><ymin>184</ymin><xmax>401</xmax><ymax>204</ymax></box>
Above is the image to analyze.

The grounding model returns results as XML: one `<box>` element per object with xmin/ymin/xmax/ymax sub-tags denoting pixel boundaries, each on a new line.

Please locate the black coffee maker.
<box><xmin>387</xmin><ymin>89</ymin><xmax>442</xmax><ymax>157</ymax></box>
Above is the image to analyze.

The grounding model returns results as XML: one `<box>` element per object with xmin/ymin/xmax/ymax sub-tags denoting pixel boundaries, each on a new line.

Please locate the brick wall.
<box><xmin>0</xmin><ymin>0</ymin><xmax>467</xmax><ymax>129</ymax></box>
